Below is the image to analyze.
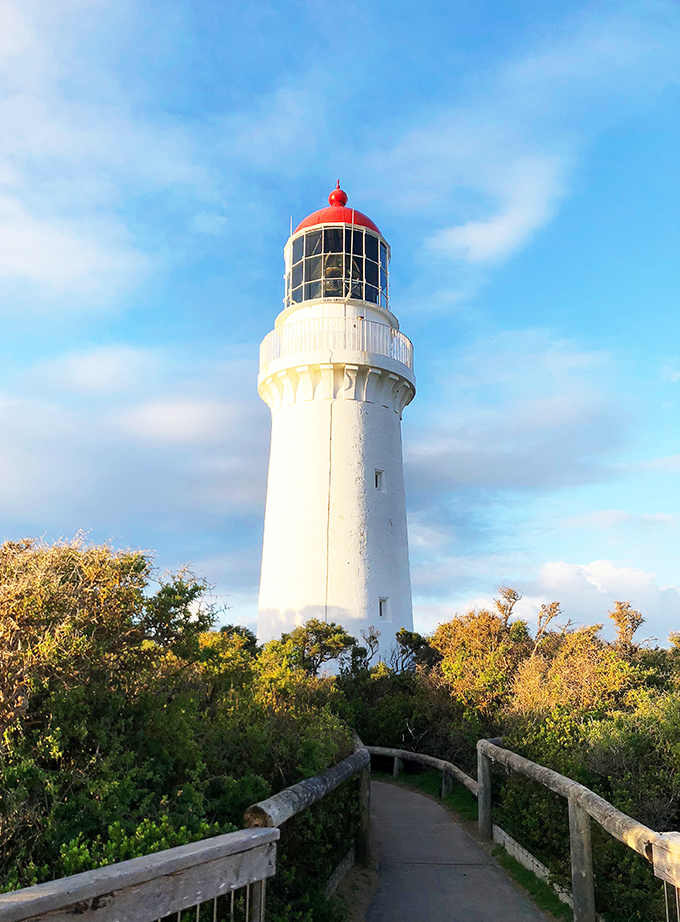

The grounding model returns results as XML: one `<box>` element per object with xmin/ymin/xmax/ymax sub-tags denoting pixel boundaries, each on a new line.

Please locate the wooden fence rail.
<box><xmin>0</xmin><ymin>828</ymin><xmax>278</xmax><ymax>922</ymax></box>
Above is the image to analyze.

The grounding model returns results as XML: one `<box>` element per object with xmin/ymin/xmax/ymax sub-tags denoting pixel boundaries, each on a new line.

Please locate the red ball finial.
<box><xmin>329</xmin><ymin>180</ymin><xmax>348</xmax><ymax>207</ymax></box>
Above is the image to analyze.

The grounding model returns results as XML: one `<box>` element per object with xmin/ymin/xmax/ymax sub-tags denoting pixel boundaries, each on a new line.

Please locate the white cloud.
<box><xmin>405</xmin><ymin>331</ymin><xmax>623</xmax><ymax>495</ymax></box>
<box><xmin>118</xmin><ymin>398</ymin><xmax>240</xmax><ymax>444</ymax></box>
<box><xmin>427</xmin><ymin>155</ymin><xmax>565</xmax><ymax>263</ymax></box>
<box><xmin>367</xmin><ymin>2</ymin><xmax>679</xmax><ymax>273</ymax></box>
<box><xmin>515</xmin><ymin>560</ymin><xmax>680</xmax><ymax>642</ymax></box>
<box><xmin>39</xmin><ymin>345</ymin><xmax>161</xmax><ymax>393</ymax></box>
<box><xmin>565</xmin><ymin>510</ymin><xmax>680</xmax><ymax>530</ymax></box>
<box><xmin>412</xmin><ymin>559</ymin><xmax>680</xmax><ymax>644</ymax></box>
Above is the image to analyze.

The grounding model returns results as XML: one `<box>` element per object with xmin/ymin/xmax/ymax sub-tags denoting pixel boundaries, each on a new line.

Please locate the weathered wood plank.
<box><xmin>477</xmin><ymin>745</ymin><xmax>492</xmax><ymax>842</ymax></box>
<box><xmin>0</xmin><ymin>830</ymin><xmax>279</xmax><ymax>922</ymax></box>
<box><xmin>244</xmin><ymin>748</ymin><xmax>370</xmax><ymax>828</ymax></box>
<box><xmin>569</xmin><ymin>795</ymin><xmax>596</xmax><ymax>922</ymax></box>
<box><xmin>652</xmin><ymin>833</ymin><xmax>680</xmax><ymax>886</ymax></box>
<box><xmin>366</xmin><ymin>746</ymin><xmax>479</xmax><ymax>796</ymax></box>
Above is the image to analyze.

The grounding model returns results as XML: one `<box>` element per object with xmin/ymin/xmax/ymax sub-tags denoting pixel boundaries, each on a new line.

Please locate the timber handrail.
<box><xmin>366</xmin><ymin>745</ymin><xmax>479</xmax><ymax>797</ymax></box>
<box><xmin>477</xmin><ymin>738</ymin><xmax>658</xmax><ymax>861</ymax></box>
<box><xmin>244</xmin><ymin>742</ymin><xmax>370</xmax><ymax>828</ymax></box>
<box><xmin>0</xmin><ymin>828</ymin><xmax>279</xmax><ymax>922</ymax></box>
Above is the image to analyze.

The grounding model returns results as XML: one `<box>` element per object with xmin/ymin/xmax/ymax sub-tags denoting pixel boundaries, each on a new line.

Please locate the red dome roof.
<box><xmin>294</xmin><ymin>183</ymin><xmax>382</xmax><ymax>236</ymax></box>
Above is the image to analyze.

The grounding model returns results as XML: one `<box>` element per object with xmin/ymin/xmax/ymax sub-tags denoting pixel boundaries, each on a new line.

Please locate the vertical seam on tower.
<box><xmin>324</xmin><ymin>393</ymin><xmax>333</xmax><ymax>622</ymax></box>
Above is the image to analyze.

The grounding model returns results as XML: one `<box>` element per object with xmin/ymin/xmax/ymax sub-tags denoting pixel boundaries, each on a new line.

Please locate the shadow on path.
<box><xmin>366</xmin><ymin>781</ymin><xmax>550</xmax><ymax>922</ymax></box>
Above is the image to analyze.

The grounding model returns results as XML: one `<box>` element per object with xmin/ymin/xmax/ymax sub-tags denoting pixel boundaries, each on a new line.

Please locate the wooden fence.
<box><xmin>368</xmin><ymin>742</ymin><xmax>680</xmax><ymax>922</ymax></box>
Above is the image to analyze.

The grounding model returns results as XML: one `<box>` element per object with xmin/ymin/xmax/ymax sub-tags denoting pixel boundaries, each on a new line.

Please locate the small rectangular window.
<box><xmin>323</xmin><ymin>279</ymin><xmax>343</xmax><ymax>297</ymax></box>
<box><xmin>379</xmin><ymin>597</ymin><xmax>390</xmax><ymax>621</ymax></box>
<box><xmin>304</xmin><ymin>280</ymin><xmax>322</xmax><ymax>300</ymax></box>
<box><xmin>324</xmin><ymin>253</ymin><xmax>343</xmax><ymax>278</ymax></box>
<box><xmin>374</xmin><ymin>469</ymin><xmax>385</xmax><ymax>491</ymax></box>
<box><xmin>350</xmin><ymin>281</ymin><xmax>363</xmax><ymax>300</ymax></box>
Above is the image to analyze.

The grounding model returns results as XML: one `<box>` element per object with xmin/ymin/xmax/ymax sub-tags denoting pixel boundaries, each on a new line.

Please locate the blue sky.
<box><xmin>0</xmin><ymin>0</ymin><xmax>678</xmax><ymax>641</ymax></box>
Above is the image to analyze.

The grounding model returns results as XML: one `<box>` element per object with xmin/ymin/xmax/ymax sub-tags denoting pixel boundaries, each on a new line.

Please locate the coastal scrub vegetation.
<box><xmin>2</xmin><ymin>541</ymin><xmax>677</xmax><ymax>921</ymax></box>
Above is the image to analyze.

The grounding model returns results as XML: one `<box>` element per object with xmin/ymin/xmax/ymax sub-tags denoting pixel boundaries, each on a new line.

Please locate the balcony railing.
<box><xmin>259</xmin><ymin>318</ymin><xmax>413</xmax><ymax>372</ymax></box>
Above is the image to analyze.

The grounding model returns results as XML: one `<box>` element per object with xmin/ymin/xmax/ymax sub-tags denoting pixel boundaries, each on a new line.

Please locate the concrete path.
<box><xmin>366</xmin><ymin>781</ymin><xmax>549</xmax><ymax>922</ymax></box>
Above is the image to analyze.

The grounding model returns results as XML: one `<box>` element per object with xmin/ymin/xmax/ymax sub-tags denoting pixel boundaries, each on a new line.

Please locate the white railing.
<box><xmin>259</xmin><ymin>318</ymin><xmax>413</xmax><ymax>371</ymax></box>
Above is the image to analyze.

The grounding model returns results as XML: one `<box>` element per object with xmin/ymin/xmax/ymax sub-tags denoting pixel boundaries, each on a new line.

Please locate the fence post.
<box><xmin>248</xmin><ymin>879</ymin><xmax>266</xmax><ymax>922</ymax></box>
<box><xmin>477</xmin><ymin>743</ymin><xmax>492</xmax><ymax>841</ymax></box>
<box><xmin>568</xmin><ymin>794</ymin><xmax>596</xmax><ymax>922</ymax></box>
<box><xmin>357</xmin><ymin>763</ymin><xmax>372</xmax><ymax>865</ymax></box>
<box><xmin>393</xmin><ymin>755</ymin><xmax>402</xmax><ymax>778</ymax></box>
<box><xmin>441</xmin><ymin>769</ymin><xmax>453</xmax><ymax>800</ymax></box>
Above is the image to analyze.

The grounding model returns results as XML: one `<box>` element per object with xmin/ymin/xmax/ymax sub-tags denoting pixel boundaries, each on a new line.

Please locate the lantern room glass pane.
<box><xmin>379</xmin><ymin>291</ymin><xmax>387</xmax><ymax>308</ymax></box>
<box><xmin>324</xmin><ymin>227</ymin><xmax>343</xmax><ymax>253</ymax></box>
<box><xmin>306</xmin><ymin>230</ymin><xmax>322</xmax><ymax>257</ymax></box>
<box><xmin>351</xmin><ymin>281</ymin><xmax>363</xmax><ymax>300</ymax></box>
<box><xmin>293</xmin><ymin>236</ymin><xmax>304</xmax><ymax>264</ymax></box>
<box><xmin>365</xmin><ymin>260</ymin><xmax>378</xmax><ymax>286</ymax></box>
<box><xmin>324</xmin><ymin>279</ymin><xmax>343</xmax><ymax>297</ymax></box>
<box><xmin>352</xmin><ymin>229</ymin><xmax>364</xmax><ymax>256</ymax></box>
<box><xmin>304</xmin><ymin>280</ymin><xmax>322</xmax><ymax>300</ymax></box>
<box><xmin>380</xmin><ymin>268</ymin><xmax>387</xmax><ymax>292</ymax></box>
<box><xmin>292</xmin><ymin>262</ymin><xmax>303</xmax><ymax>289</ymax></box>
<box><xmin>365</xmin><ymin>284</ymin><xmax>378</xmax><ymax>303</ymax></box>
<box><xmin>350</xmin><ymin>256</ymin><xmax>364</xmax><ymax>280</ymax></box>
<box><xmin>304</xmin><ymin>255</ymin><xmax>322</xmax><ymax>281</ymax></box>
<box><xmin>365</xmin><ymin>234</ymin><xmax>378</xmax><ymax>262</ymax></box>
<box><xmin>380</xmin><ymin>241</ymin><xmax>387</xmax><ymax>267</ymax></box>
<box><xmin>292</xmin><ymin>286</ymin><xmax>303</xmax><ymax>303</ymax></box>
<box><xmin>324</xmin><ymin>253</ymin><xmax>343</xmax><ymax>278</ymax></box>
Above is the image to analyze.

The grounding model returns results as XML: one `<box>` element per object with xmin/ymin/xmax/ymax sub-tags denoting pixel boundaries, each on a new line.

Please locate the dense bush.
<box><xmin>4</xmin><ymin>539</ymin><xmax>678</xmax><ymax>921</ymax></box>
<box><xmin>0</xmin><ymin>539</ymin><xmax>355</xmax><ymax>922</ymax></box>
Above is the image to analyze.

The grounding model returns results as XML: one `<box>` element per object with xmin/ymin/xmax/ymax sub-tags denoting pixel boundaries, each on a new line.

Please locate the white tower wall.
<box><xmin>257</xmin><ymin>307</ymin><xmax>415</xmax><ymax>660</ymax></box>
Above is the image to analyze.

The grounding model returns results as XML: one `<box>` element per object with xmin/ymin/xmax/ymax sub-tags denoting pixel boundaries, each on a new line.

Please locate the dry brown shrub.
<box><xmin>0</xmin><ymin>535</ymin><xmax>150</xmax><ymax>738</ymax></box>
<box><xmin>511</xmin><ymin>624</ymin><xmax>638</xmax><ymax>717</ymax></box>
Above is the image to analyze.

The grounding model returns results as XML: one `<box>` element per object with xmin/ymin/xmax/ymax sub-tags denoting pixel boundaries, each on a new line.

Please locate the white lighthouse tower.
<box><xmin>257</xmin><ymin>184</ymin><xmax>415</xmax><ymax>660</ymax></box>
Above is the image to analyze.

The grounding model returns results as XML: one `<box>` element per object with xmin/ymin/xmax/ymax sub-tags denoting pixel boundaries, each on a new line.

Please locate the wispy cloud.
<box><xmin>405</xmin><ymin>330</ymin><xmax>622</xmax><ymax>496</ymax></box>
<box><xmin>366</xmin><ymin>1</ymin><xmax>680</xmax><ymax>279</ymax></box>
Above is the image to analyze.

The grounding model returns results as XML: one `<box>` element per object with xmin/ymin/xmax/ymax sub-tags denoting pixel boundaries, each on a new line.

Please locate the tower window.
<box><xmin>379</xmin><ymin>597</ymin><xmax>391</xmax><ymax>621</ymax></box>
<box><xmin>374</xmin><ymin>469</ymin><xmax>385</xmax><ymax>491</ymax></box>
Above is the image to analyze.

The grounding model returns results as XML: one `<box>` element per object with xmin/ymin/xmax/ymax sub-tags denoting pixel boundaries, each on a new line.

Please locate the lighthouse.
<box><xmin>257</xmin><ymin>184</ymin><xmax>415</xmax><ymax>661</ymax></box>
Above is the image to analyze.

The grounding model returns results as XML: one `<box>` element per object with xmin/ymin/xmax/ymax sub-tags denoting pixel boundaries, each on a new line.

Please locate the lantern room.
<box><xmin>284</xmin><ymin>184</ymin><xmax>390</xmax><ymax>310</ymax></box>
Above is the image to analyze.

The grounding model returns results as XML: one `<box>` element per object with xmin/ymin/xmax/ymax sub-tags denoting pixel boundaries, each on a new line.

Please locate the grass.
<box><xmin>492</xmin><ymin>847</ymin><xmax>573</xmax><ymax>920</ymax></box>
<box><xmin>372</xmin><ymin>767</ymin><xmax>478</xmax><ymax>821</ymax></box>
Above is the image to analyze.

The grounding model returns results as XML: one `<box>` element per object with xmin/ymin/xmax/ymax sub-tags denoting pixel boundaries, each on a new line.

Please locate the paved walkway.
<box><xmin>366</xmin><ymin>781</ymin><xmax>549</xmax><ymax>922</ymax></box>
